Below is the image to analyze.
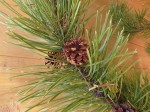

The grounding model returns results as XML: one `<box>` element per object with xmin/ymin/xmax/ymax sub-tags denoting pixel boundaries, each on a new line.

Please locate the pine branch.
<box><xmin>1</xmin><ymin>0</ymin><xmax>150</xmax><ymax>112</ymax></box>
<box><xmin>0</xmin><ymin>0</ymin><xmax>96</xmax><ymax>54</ymax></box>
<box><xmin>109</xmin><ymin>1</ymin><xmax>150</xmax><ymax>55</ymax></box>
<box><xmin>109</xmin><ymin>1</ymin><xmax>150</xmax><ymax>36</ymax></box>
<box><xmin>16</xmin><ymin>66</ymin><xmax>111</xmax><ymax>112</ymax></box>
<box><xmin>120</xmin><ymin>70</ymin><xmax>150</xmax><ymax>111</ymax></box>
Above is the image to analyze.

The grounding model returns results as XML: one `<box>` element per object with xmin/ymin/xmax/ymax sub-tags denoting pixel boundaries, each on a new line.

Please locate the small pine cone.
<box><xmin>45</xmin><ymin>51</ymin><xmax>66</xmax><ymax>68</ymax></box>
<box><xmin>112</xmin><ymin>104</ymin><xmax>137</xmax><ymax>112</ymax></box>
<box><xmin>63</xmin><ymin>38</ymin><xmax>89</xmax><ymax>65</ymax></box>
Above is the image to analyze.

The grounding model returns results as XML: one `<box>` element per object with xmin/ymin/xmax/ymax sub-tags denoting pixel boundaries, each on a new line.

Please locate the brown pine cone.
<box><xmin>45</xmin><ymin>51</ymin><xmax>66</xmax><ymax>68</ymax></box>
<box><xmin>112</xmin><ymin>104</ymin><xmax>137</xmax><ymax>112</ymax></box>
<box><xmin>63</xmin><ymin>38</ymin><xmax>89</xmax><ymax>65</ymax></box>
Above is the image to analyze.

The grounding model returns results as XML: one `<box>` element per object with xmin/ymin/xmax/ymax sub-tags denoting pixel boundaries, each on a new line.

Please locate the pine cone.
<box><xmin>63</xmin><ymin>38</ymin><xmax>89</xmax><ymax>65</ymax></box>
<box><xmin>112</xmin><ymin>104</ymin><xmax>137</xmax><ymax>112</ymax></box>
<box><xmin>45</xmin><ymin>51</ymin><xmax>66</xmax><ymax>68</ymax></box>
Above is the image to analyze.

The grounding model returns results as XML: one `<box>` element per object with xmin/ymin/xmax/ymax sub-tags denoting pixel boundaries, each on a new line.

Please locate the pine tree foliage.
<box><xmin>1</xmin><ymin>0</ymin><xmax>150</xmax><ymax>112</ymax></box>
<box><xmin>109</xmin><ymin>1</ymin><xmax>150</xmax><ymax>55</ymax></box>
<box><xmin>121</xmin><ymin>71</ymin><xmax>150</xmax><ymax>111</ymax></box>
<box><xmin>0</xmin><ymin>0</ymin><xmax>98</xmax><ymax>54</ymax></box>
<box><xmin>146</xmin><ymin>43</ymin><xmax>150</xmax><ymax>54</ymax></box>
<box><xmin>86</xmin><ymin>11</ymin><xmax>137</xmax><ymax>102</ymax></box>
<box><xmin>16</xmin><ymin>66</ymin><xmax>111</xmax><ymax>112</ymax></box>
<box><xmin>109</xmin><ymin>1</ymin><xmax>150</xmax><ymax>36</ymax></box>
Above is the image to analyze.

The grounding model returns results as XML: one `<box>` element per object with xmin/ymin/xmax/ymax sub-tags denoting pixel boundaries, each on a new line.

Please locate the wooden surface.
<box><xmin>0</xmin><ymin>0</ymin><xmax>150</xmax><ymax>112</ymax></box>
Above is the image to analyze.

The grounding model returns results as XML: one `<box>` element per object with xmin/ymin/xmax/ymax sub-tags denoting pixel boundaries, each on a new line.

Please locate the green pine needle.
<box><xmin>0</xmin><ymin>0</ymin><xmax>97</xmax><ymax>54</ymax></box>
<box><xmin>120</xmin><ymin>70</ymin><xmax>150</xmax><ymax>111</ymax></box>
<box><xmin>86</xmin><ymin>11</ymin><xmax>138</xmax><ymax>102</ymax></box>
<box><xmin>16</xmin><ymin>66</ymin><xmax>111</xmax><ymax>112</ymax></box>
<box><xmin>1</xmin><ymin>0</ymin><xmax>150</xmax><ymax>112</ymax></box>
<box><xmin>109</xmin><ymin>1</ymin><xmax>150</xmax><ymax>36</ymax></box>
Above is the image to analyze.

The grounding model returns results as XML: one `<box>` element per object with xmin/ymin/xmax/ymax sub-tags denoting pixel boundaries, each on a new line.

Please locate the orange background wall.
<box><xmin>0</xmin><ymin>0</ymin><xmax>150</xmax><ymax>111</ymax></box>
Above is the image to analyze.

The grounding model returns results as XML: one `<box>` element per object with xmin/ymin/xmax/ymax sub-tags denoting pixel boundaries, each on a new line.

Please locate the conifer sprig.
<box><xmin>86</xmin><ymin>11</ymin><xmax>137</xmax><ymax>103</ymax></box>
<box><xmin>109</xmin><ymin>1</ymin><xmax>150</xmax><ymax>55</ymax></box>
<box><xmin>15</xmin><ymin>66</ymin><xmax>111</xmax><ymax>112</ymax></box>
<box><xmin>121</xmin><ymin>70</ymin><xmax>150</xmax><ymax>111</ymax></box>
<box><xmin>0</xmin><ymin>0</ymin><xmax>97</xmax><ymax>54</ymax></box>
<box><xmin>1</xmin><ymin>0</ymin><xmax>150</xmax><ymax>112</ymax></box>
<box><xmin>109</xmin><ymin>1</ymin><xmax>150</xmax><ymax>36</ymax></box>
